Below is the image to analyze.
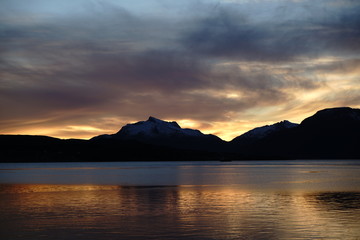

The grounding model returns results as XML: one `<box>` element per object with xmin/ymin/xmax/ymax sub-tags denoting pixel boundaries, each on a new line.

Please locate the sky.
<box><xmin>1</xmin><ymin>0</ymin><xmax>360</xmax><ymax>141</ymax></box>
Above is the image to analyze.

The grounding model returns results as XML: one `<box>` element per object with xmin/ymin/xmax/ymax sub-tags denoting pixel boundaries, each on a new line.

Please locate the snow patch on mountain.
<box><xmin>239</xmin><ymin>120</ymin><xmax>299</xmax><ymax>140</ymax></box>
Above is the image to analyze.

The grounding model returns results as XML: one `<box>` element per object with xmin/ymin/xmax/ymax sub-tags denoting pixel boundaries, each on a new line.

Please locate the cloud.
<box><xmin>181</xmin><ymin>1</ymin><xmax>360</xmax><ymax>61</ymax></box>
<box><xmin>0</xmin><ymin>43</ymin><xmax>298</xmax><ymax>134</ymax></box>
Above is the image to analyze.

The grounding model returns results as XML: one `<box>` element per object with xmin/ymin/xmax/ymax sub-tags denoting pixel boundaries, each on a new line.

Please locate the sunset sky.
<box><xmin>1</xmin><ymin>0</ymin><xmax>359</xmax><ymax>141</ymax></box>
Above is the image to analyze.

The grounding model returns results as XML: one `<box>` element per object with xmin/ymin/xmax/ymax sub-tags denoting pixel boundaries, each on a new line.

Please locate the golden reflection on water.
<box><xmin>1</xmin><ymin>184</ymin><xmax>360</xmax><ymax>239</ymax></box>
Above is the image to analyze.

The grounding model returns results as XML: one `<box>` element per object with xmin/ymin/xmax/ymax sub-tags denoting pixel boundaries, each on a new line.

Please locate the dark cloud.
<box><xmin>181</xmin><ymin>2</ymin><xmax>360</xmax><ymax>61</ymax></box>
<box><xmin>183</xmin><ymin>14</ymin><xmax>290</xmax><ymax>61</ymax></box>
<box><xmin>81</xmin><ymin>50</ymin><xmax>209</xmax><ymax>92</ymax></box>
<box><xmin>314</xmin><ymin>3</ymin><xmax>360</xmax><ymax>53</ymax></box>
<box><xmin>0</xmin><ymin>48</ymin><xmax>321</xmax><ymax>130</ymax></box>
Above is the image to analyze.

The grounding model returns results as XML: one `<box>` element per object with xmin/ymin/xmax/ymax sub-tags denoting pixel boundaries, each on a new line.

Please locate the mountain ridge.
<box><xmin>92</xmin><ymin>116</ymin><xmax>225</xmax><ymax>151</ymax></box>
<box><xmin>231</xmin><ymin>120</ymin><xmax>299</xmax><ymax>145</ymax></box>
<box><xmin>1</xmin><ymin>107</ymin><xmax>359</xmax><ymax>161</ymax></box>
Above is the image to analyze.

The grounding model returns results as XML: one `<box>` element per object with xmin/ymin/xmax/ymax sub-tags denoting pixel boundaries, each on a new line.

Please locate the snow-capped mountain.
<box><xmin>231</xmin><ymin>120</ymin><xmax>299</xmax><ymax>143</ymax></box>
<box><xmin>230</xmin><ymin>107</ymin><xmax>360</xmax><ymax>159</ymax></box>
<box><xmin>93</xmin><ymin>116</ymin><xmax>224</xmax><ymax>150</ymax></box>
<box><xmin>116</xmin><ymin>116</ymin><xmax>204</xmax><ymax>138</ymax></box>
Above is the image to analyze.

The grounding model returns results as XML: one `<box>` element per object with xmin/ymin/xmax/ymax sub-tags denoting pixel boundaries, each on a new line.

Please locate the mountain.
<box><xmin>230</xmin><ymin>107</ymin><xmax>360</xmax><ymax>159</ymax></box>
<box><xmin>300</xmin><ymin>107</ymin><xmax>360</xmax><ymax>128</ymax></box>
<box><xmin>92</xmin><ymin>116</ymin><xmax>225</xmax><ymax>151</ymax></box>
<box><xmin>95</xmin><ymin>116</ymin><xmax>204</xmax><ymax>139</ymax></box>
<box><xmin>292</xmin><ymin>107</ymin><xmax>360</xmax><ymax>159</ymax></box>
<box><xmin>231</xmin><ymin>120</ymin><xmax>299</xmax><ymax>145</ymax></box>
<box><xmin>0</xmin><ymin>134</ymin><xmax>222</xmax><ymax>162</ymax></box>
<box><xmin>0</xmin><ymin>135</ymin><xmax>88</xmax><ymax>162</ymax></box>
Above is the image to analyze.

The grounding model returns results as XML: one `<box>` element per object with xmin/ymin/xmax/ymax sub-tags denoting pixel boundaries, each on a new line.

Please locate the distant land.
<box><xmin>1</xmin><ymin>107</ymin><xmax>359</xmax><ymax>162</ymax></box>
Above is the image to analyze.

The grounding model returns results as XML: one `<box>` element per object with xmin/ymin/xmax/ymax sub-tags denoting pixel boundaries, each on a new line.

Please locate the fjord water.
<box><xmin>1</xmin><ymin>161</ymin><xmax>360</xmax><ymax>239</ymax></box>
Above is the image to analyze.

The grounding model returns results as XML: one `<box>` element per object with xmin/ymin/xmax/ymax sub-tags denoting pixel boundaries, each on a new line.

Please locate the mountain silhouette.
<box><xmin>230</xmin><ymin>107</ymin><xmax>360</xmax><ymax>159</ymax></box>
<box><xmin>92</xmin><ymin>116</ymin><xmax>225</xmax><ymax>151</ymax></box>
<box><xmin>231</xmin><ymin>120</ymin><xmax>299</xmax><ymax>146</ymax></box>
<box><xmin>1</xmin><ymin>107</ymin><xmax>359</xmax><ymax>162</ymax></box>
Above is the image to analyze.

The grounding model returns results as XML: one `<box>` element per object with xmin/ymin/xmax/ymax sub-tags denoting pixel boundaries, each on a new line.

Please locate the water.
<box><xmin>1</xmin><ymin>160</ymin><xmax>360</xmax><ymax>239</ymax></box>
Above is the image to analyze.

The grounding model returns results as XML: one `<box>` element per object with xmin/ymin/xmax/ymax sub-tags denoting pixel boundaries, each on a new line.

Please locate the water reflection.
<box><xmin>1</xmin><ymin>184</ymin><xmax>360</xmax><ymax>239</ymax></box>
<box><xmin>310</xmin><ymin>192</ymin><xmax>360</xmax><ymax>210</ymax></box>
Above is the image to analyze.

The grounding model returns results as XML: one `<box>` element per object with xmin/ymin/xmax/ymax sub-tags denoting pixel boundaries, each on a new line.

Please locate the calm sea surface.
<box><xmin>1</xmin><ymin>160</ymin><xmax>360</xmax><ymax>239</ymax></box>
